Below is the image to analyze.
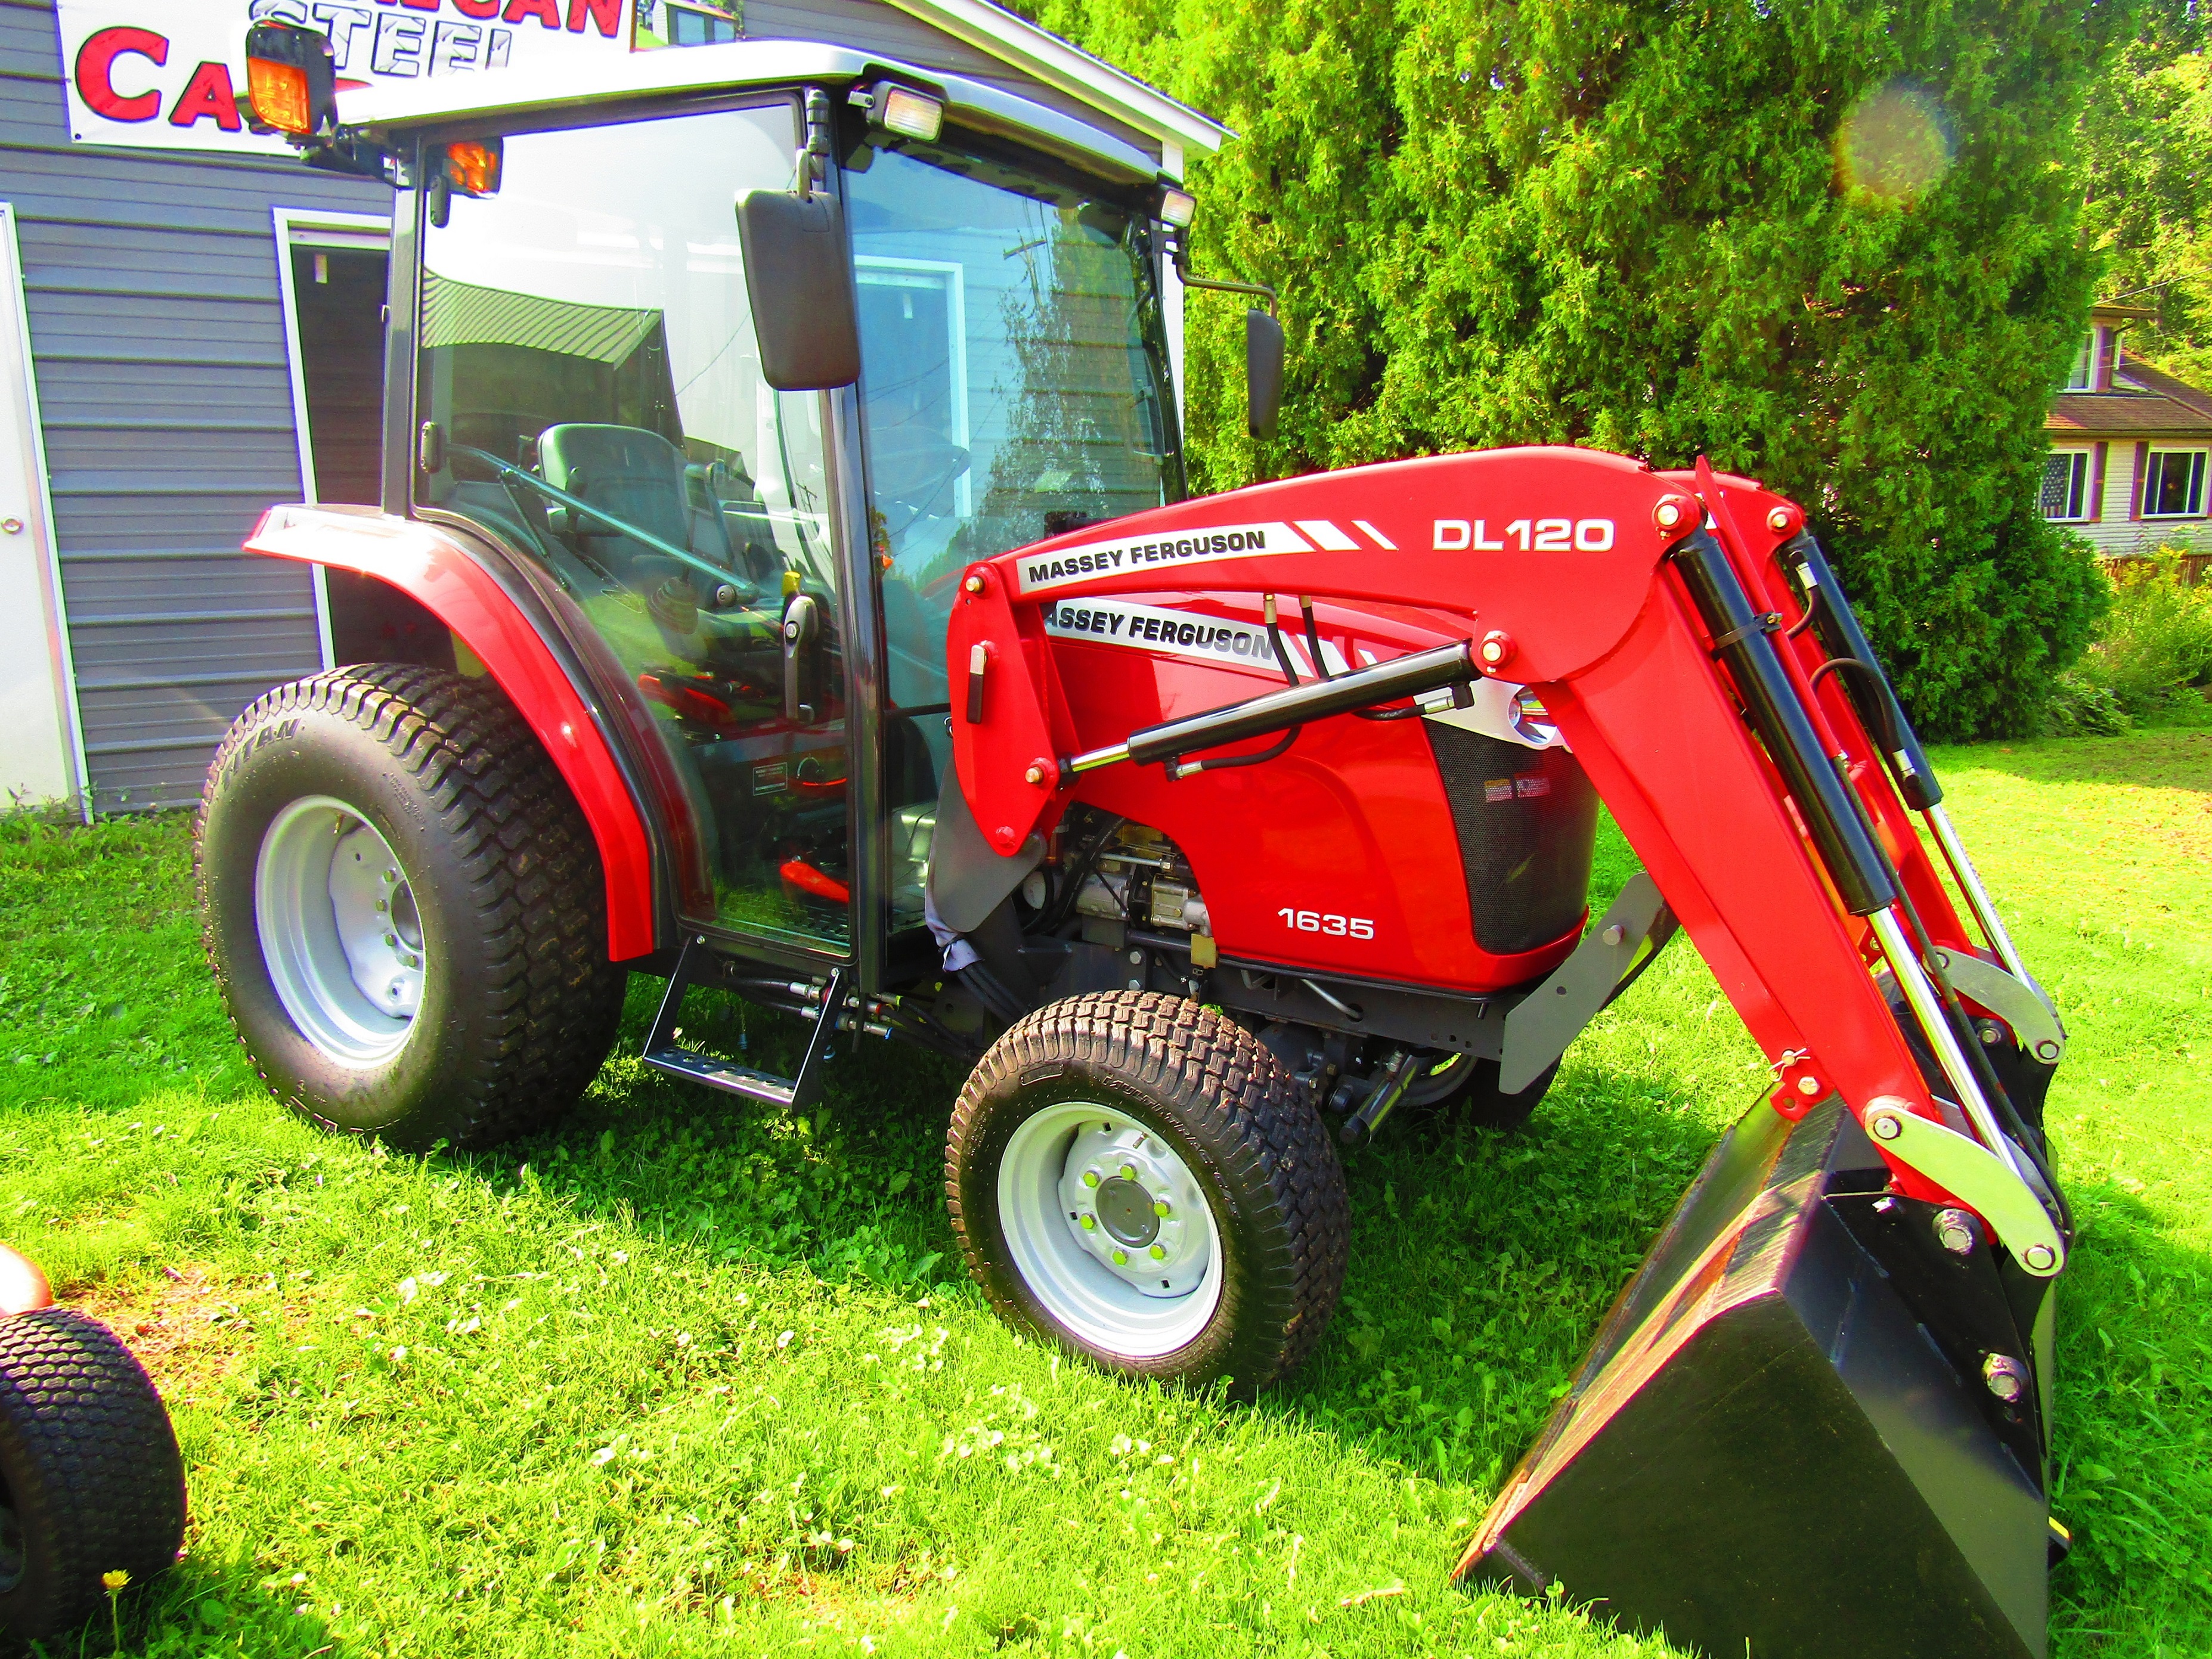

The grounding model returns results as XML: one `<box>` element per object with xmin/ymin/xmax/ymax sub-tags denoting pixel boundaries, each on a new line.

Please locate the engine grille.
<box><xmin>1426</xmin><ymin>724</ymin><xmax>1600</xmax><ymax>957</ymax></box>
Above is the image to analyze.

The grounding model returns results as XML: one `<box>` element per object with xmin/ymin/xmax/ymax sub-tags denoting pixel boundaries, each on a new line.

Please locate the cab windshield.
<box><xmin>845</xmin><ymin>130</ymin><xmax>1185</xmax><ymax>708</ymax></box>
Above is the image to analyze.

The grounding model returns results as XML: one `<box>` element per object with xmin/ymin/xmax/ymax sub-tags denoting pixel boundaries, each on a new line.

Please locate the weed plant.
<box><xmin>0</xmin><ymin>733</ymin><xmax>2205</xmax><ymax>1656</ymax></box>
<box><xmin>2068</xmin><ymin>547</ymin><xmax>2212</xmax><ymax>722</ymax></box>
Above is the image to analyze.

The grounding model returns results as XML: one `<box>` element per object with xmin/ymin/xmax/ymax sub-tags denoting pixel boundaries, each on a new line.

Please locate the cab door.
<box><xmin>410</xmin><ymin>100</ymin><xmax>856</xmax><ymax>956</ymax></box>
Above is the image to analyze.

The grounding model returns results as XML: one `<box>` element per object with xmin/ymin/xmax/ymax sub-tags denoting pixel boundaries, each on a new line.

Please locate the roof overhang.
<box><xmin>338</xmin><ymin>37</ymin><xmax>1218</xmax><ymax>187</ymax></box>
<box><xmin>872</xmin><ymin>0</ymin><xmax>1226</xmax><ymax>158</ymax></box>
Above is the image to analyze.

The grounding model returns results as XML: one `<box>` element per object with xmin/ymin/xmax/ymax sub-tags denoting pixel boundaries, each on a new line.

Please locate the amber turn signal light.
<box><xmin>441</xmin><ymin>139</ymin><xmax>504</xmax><ymax>197</ymax></box>
<box><xmin>246</xmin><ymin>56</ymin><xmax>312</xmax><ymax>135</ymax></box>
<box><xmin>243</xmin><ymin>21</ymin><xmax>338</xmax><ymax>140</ymax></box>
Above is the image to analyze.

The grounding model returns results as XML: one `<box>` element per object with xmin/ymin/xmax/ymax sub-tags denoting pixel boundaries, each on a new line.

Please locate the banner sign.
<box><xmin>55</xmin><ymin>0</ymin><xmax>636</xmax><ymax>155</ymax></box>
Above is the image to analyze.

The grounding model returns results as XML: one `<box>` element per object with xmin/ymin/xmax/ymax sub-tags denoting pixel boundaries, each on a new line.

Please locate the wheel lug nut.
<box><xmin>1111</xmin><ymin>1248</ymin><xmax>1128</xmax><ymax>1266</ymax></box>
<box><xmin>383</xmin><ymin>932</ymin><xmax>399</xmax><ymax>947</ymax></box>
<box><xmin>1119</xmin><ymin>1164</ymin><xmax>1136</xmax><ymax>1181</ymax></box>
<box><xmin>1079</xmin><ymin>1215</ymin><xmax>1095</xmax><ymax>1230</ymax></box>
<box><xmin>382</xmin><ymin>870</ymin><xmax>397</xmax><ymax>885</ymax></box>
<box><xmin>1153</xmin><ymin>1198</ymin><xmax>1170</xmax><ymax>1217</ymax></box>
<box><xmin>1082</xmin><ymin>1170</ymin><xmax>1100</xmax><ymax>1189</ymax></box>
<box><xmin>376</xmin><ymin>899</ymin><xmax>389</xmax><ymax>913</ymax></box>
<box><xmin>1148</xmin><ymin>1244</ymin><xmax>1167</xmax><ymax>1260</ymax></box>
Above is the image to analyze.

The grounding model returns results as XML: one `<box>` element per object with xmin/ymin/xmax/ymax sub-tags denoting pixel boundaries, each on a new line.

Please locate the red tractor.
<box><xmin>203</xmin><ymin>26</ymin><xmax>2072</xmax><ymax>1659</ymax></box>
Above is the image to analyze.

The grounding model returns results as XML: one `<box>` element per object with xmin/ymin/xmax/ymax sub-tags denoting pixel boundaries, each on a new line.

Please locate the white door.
<box><xmin>0</xmin><ymin>203</ymin><xmax>82</xmax><ymax>814</ymax></box>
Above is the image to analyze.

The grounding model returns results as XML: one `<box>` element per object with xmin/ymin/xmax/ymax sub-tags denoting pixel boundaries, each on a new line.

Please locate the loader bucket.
<box><xmin>1460</xmin><ymin>1097</ymin><xmax>2052</xmax><ymax>1659</ymax></box>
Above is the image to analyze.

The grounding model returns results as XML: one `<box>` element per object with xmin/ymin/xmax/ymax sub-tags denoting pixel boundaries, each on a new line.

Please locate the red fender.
<box><xmin>245</xmin><ymin>505</ymin><xmax>658</xmax><ymax>962</ymax></box>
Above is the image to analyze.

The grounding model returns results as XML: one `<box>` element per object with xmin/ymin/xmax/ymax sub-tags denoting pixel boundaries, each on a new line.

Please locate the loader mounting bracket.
<box><xmin>1498</xmin><ymin>873</ymin><xmax>1676</xmax><ymax>1093</ymax></box>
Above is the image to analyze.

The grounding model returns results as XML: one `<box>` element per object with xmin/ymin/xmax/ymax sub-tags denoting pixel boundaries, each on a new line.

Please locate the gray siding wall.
<box><xmin>1</xmin><ymin>0</ymin><xmax>391</xmax><ymax>811</ymax></box>
<box><xmin>0</xmin><ymin>0</ymin><xmax>1153</xmax><ymax>810</ymax></box>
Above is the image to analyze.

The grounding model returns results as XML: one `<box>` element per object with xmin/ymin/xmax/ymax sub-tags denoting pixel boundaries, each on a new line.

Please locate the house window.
<box><xmin>2041</xmin><ymin>451</ymin><xmax>2090</xmax><ymax>520</ymax></box>
<box><xmin>2142</xmin><ymin>449</ymin><xmax>2207</xmax><ymax>518</ymax></box>
<box><xmin>2062</xmin><ymin>331</ymin><xmax>2095</xmax><ymax>392</ymax></box>
<box><xmin>666</xmin><ymin>2</ymin><xmax>739</xmax><ymax>43</ymax></box>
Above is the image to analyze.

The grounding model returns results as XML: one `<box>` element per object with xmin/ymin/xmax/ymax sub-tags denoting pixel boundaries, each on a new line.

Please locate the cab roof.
<box><xmin>338</xmin><ymin>39</ymin><xmax>1221</xmax><ymax>187</ymax></box>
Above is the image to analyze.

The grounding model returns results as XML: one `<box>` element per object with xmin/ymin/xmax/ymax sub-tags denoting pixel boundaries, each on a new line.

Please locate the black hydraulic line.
<box><xmin>1035</xmin><ymin>813</ymin><xmax>1128</xmax><ymax>934</ymax></box>
<box><xmin>1120</xmin><ymin>640</ymin><xmax>1477</xmax><ymax>769</ymax></box>
<box><xmin>1300</xmin><ymin>593</ymin><xmax>1430</xmax><ymax>721</ymax></box>
<box><xmin>1264</xmin><ymin>596</ymin><xmax>1302</xmax><ymax>685</ymax></box>
<box><xmin>1782</xmin><ymin>533</ymin><xmax>1942</xmax><ymax>811</ymax></box>
<box><xmin>1353</xmin><ymin>703</ymin><xmax>1428</xmax><ymax>722</ymax></box>
<box><xmin>1810</xmin><ymin>657</ymin><xmax>1903</xmax><ymax>754</ymax></box>
<box><xmin>1300</xmin><ymin>596</ymin><xmax>1334</xmax><ymax>681</ymax></box>
<box><xmin>1170</xmin><ymin>726</ymin><xmax>1300</xmax><ymax>777</ymax></box>
<box><xmin>1669</xmin><ymin>531</ymin><xmax>1899</xmax><ymax>917</ymax></box>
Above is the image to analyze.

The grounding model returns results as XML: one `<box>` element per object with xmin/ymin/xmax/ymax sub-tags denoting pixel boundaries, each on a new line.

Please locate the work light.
<box><xmin>870</xmin><ymin>83</ymin><xmax>944</xmax><ymax>143</ymax></box>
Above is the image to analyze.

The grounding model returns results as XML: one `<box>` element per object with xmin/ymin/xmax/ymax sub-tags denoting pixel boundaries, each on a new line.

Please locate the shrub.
<box><xmin>2039</xmin><ymin>670</ymin><xmax>2133</xmax><ymax>736</ymax></box>
<box><xmin>2078</xmin><ymin>545</ymin><xmax>2212</xmax><ymax>714</ymax></box>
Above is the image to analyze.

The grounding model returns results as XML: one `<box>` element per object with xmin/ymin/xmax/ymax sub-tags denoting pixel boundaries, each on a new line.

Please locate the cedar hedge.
<box><xmin>1033</xmin><ymin>0</ymin><xmax>2129</xmax><ymax>737</ymax></box>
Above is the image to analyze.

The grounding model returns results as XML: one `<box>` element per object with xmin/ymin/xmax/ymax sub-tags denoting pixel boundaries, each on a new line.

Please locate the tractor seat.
<box><xmin>538</xmin><ymin>424</ymin><xmax>736</xmax><ymax>579</ymax></box>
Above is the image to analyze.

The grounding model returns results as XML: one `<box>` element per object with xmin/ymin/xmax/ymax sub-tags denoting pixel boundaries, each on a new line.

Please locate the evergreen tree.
<box><xmin>1032</xmin><ymin>0</ymin><xmax>2128</xmax><ymax>736</ymax></box>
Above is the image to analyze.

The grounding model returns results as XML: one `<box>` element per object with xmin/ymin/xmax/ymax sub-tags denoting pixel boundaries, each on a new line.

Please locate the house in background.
<box><xmin>2044</xmin><ymin>303</ymin><xmax>2212</xmax><ymax>564</ymax></box>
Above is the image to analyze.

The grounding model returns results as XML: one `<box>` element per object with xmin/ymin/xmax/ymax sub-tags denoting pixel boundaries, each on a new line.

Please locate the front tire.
<box><xmin>0</xmin><ymin>1308</ymin><xmax>184</xmax><ymax>1644</ymax></box>
<box><xmin>947</xmin><ymin>992</ymin><xmax>1349</xmax><ymax>1397</ymax></box>
<box><xmin>197</xmin><ymin>665</ymin><xmax>626</xmax><ymax>1151</ymax></box>
<box><xmin>1400</xmin><ymin>1051</ymin><xmax>1559</xmax><ymax>1133</ymax></box>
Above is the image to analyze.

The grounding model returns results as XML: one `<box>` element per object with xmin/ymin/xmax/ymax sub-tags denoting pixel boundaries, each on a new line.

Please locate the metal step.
<box><xmin>640</xmin><ymin>1044</ymin><xmax>798</xmax><ymax>1106</ymax></box>
<box><xmin>640</xmin><ymin>938</ymin><xmax>844</xmax><ymax>1114</ymax></box>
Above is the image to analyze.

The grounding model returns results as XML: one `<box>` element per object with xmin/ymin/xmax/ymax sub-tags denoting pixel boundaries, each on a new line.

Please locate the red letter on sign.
<box><xmin>566</xmin><ymin>0</ymin><xmax>622</xmax><ymax>33</ymax></box>
<box><xmin>169</xmin><ymin>61</ymin><xmax>243</xmax><ymax>131</ymax></box>
<box><xmin>75</xmin><ymin>26</ymin><xmax>169</xmax><ymax>123</ymax></box>
<box><xmin>503</xmin><ymin>0</ymin><xmax>562</xmax><ymax>26</ymax></box>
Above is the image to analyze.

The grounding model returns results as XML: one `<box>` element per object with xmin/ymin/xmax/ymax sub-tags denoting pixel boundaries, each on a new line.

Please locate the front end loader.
<box><xmin>203</xmin><ymin>26</ymin><xmax>2070</xmax><ymax>1657</ymax></box>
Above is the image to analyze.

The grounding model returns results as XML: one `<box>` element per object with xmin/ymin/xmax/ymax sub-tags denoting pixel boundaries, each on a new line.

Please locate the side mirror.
<box><xmin>736</xmin><ymin>190</ymin><xmax>861</xmax><ymax>391</ymax></box>
<box><xmin>1246</xmin><ymin>309</ymin><xmax>1284</xmax><ymax>441</ymax></box>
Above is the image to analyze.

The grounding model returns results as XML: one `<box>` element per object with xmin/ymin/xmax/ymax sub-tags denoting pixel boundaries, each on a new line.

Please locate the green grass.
<box><xmin>0</xmin><ymin>731</ymin><xmax>2205</xmax><ymax>1657</ymax></box>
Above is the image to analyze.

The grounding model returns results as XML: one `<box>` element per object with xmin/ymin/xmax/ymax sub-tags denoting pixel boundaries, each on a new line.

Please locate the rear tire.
<box><xmin>0</xmin><ymin>1308</ymin><xmax>184</xmax><ymax>1645</ymax></box>
<box><xmin>947</xmin><ymin>992</ymin><xmax>1348</xmax><ymax>1397</ymax></box>
<box><xmin>197</xmin><ymin>665</ymin><xmax>626</xmax><ymax>1151</ymax></box>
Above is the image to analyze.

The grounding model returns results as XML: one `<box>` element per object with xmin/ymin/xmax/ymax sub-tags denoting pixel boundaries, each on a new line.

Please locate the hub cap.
<box><xmin>997</xmin><ymin>1102</ymin><xmax>1222</xmax><ymax>1357</ymax></box>
<box><xmin>255</xmin><ymin>796</ymin><xmax>423</xmax><ymax>1066</ymax></box>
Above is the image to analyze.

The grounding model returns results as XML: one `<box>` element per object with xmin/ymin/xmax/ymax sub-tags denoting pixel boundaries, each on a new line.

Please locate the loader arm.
<box><xmin>947</xmin><ymin>446</ymin><xmax>2061</xmax><ymax>1263</ymax></box>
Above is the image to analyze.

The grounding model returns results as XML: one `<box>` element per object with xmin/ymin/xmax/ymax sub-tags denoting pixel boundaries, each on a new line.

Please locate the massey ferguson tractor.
<box><xmin>202</xmin><ymin>24</ymin><xmax>2075</xmax><ymax>1658</ymax></box>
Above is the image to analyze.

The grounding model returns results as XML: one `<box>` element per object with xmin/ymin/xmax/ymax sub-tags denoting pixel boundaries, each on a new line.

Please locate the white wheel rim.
<box><xmin>255</xmin><ymin>795</ymin><xmax>423</xmax><ymax>1067</ymax></box>
<box><xmin>997</xmin><ymin>1100</ymin><xmax>1224</xmax><ymax>1359</ymax></box>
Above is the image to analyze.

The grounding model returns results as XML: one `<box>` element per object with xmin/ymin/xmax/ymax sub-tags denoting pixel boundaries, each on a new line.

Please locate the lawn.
<box><xmin>0</xmin><ymin>729</ymin><xmax>2205</xmax><ymax>1658</ymax></box>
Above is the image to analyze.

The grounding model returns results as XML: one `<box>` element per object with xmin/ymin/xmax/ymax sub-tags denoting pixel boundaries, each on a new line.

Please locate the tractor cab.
<box><xmin>323</xmin><ymin>46</ymin><xmax>1200</xmax><ymax>989</ymax></box>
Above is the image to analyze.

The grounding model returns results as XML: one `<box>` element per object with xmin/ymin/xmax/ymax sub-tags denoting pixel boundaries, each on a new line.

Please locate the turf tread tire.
<box><xmin>0</xmin><ymin>1308</ymin><xmax>184</xmax><ymax>1644</ymax></box>
<box><xmin>947</xmin><ymin>991</ymin><xmax>1349</xmax><ymax>1397</ymax></box>
<box><xmin>196</xmin><ymin>664</ymin><xmax>625</xmax><ymax>1151</ymax></box>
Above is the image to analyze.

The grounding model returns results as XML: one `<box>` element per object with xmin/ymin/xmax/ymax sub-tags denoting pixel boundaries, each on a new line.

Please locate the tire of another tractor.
<box><xmin>197</xmin><ymin>665</ymin><xmax>627</xmax><ymax>1152</ymax></box>
<box><xmin>946</xmin><ymin>991</ymin><xmax>1349</xmax><ymax>1398</ymax></box>
<box><xmin>1398</xmin><ymin>1052</ymin><xmax>1560</xmax><ymax>1133</ymax></box>
<box><xmin>0</xmin><ymin>1308</ymin><xmax>184</xmax><ymax>1645</ymax></box>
